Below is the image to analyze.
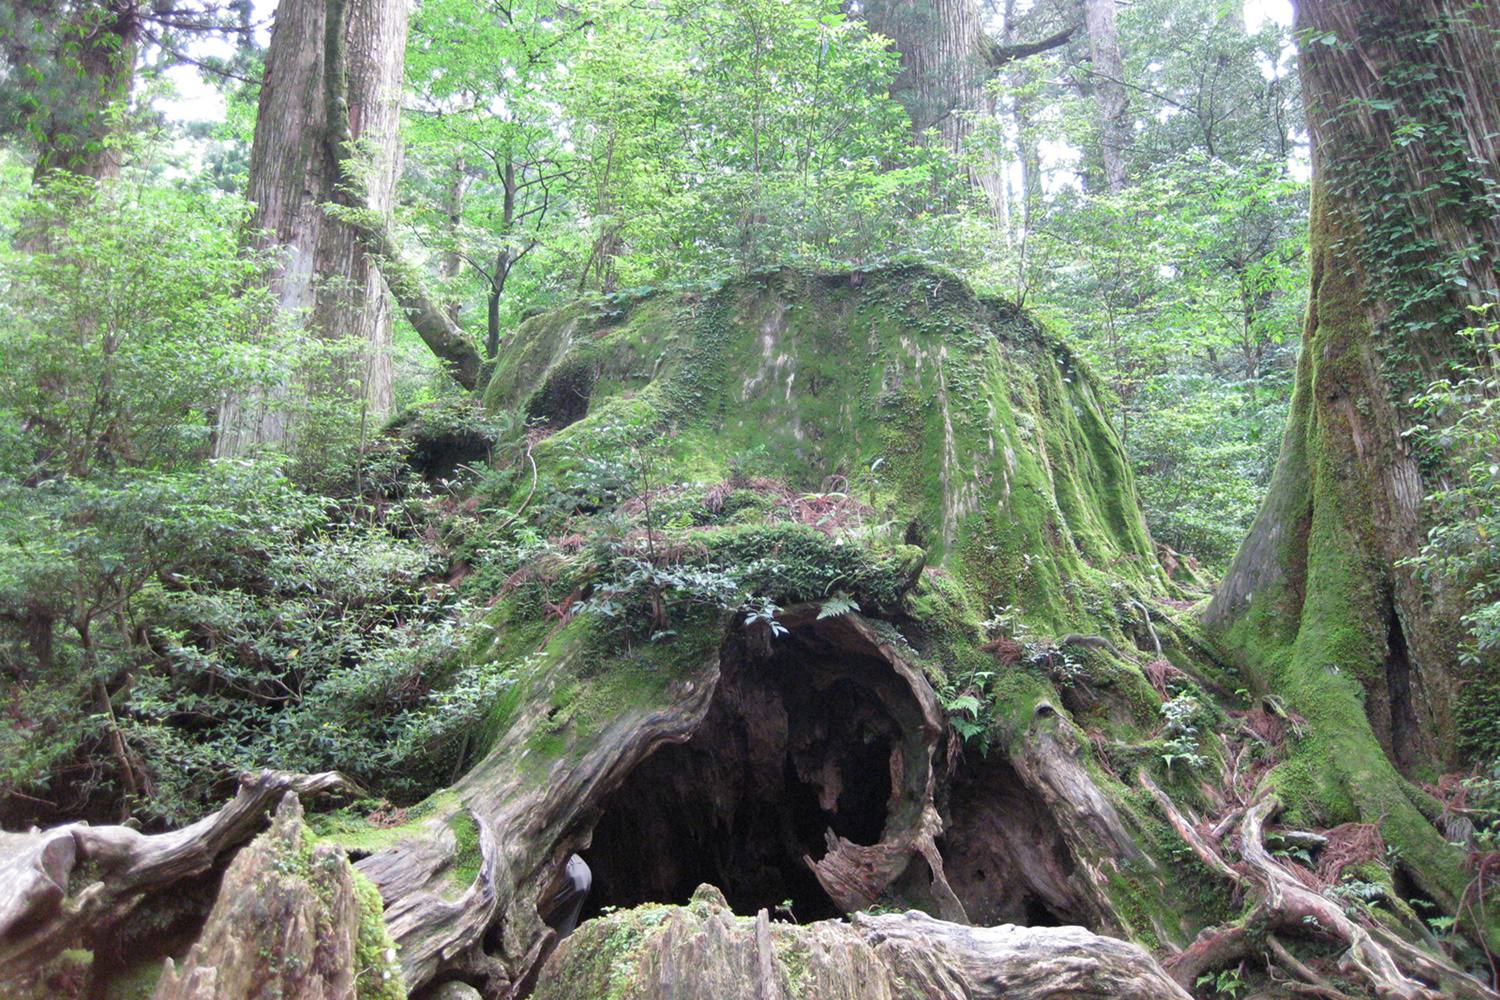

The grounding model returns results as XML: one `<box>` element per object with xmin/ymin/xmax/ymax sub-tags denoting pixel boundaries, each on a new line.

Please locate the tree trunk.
<box><xmin>1205</xmin><ymin>0</ymin><xmax>1500</xmax><ymax>948</ymax></box>
<box><xmin>861</xmin><ymin>0</ymin><xmax>1074</xmax><ymax>215</ymax></box>
<box><xmin>1081</xmin><ymin>0</ymin><xmax>1128</xmax><ymax>192</ymax></box>
<box><xmin>28</xmin><ymin>1</ymin><xmax>141</xmax><ymax>182</ymax></box>
<box><xmin>217</xmin><ymin>0</ymin><xmax>407</xmax><ymax>454</ymax></box>
<box><xmin>440</xmin><ymin>157</ymin><xmax>472</xmax><ymax>324</ymax></box>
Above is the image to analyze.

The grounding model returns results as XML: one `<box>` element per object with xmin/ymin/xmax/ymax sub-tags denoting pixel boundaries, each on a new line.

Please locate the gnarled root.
<box><xmin>1143</xmin><ymin>774</ymin><xmax>1497</xmax><ymax>1000</ymax></box>
<box><xmin>0</xmin><ymin>769</ymin><xmax>360</xmax><ymax>980</ymax></box>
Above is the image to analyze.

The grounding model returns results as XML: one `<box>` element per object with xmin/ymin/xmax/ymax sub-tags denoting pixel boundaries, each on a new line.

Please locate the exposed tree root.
<box><xmin>1143</xmin><ymin>773</ymin><xmax>1498</xmax><ymax>1000</ymax></box>
<box><xmin>0</xmin><ymin>770</ymin><xmax>359</xmax><ymax>980</ymax></box>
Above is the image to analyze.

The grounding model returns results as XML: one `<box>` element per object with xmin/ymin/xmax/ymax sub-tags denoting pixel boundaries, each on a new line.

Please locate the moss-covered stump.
<box><xmin>330</xmin><ymin>267</ymin><xmax>1252</xmax><ymax>995</ymax></box>
<box><xmin>531</xmin><ymin>884</ymin><xmax>1191</xmax><ymax>1000</ymax></box>
<box><xmin>153</xmin><ymin>793</ymin><xmax>403</xmax><ymax>1000</ymax></box>
<box><xmin>480</xmin><ymin>265</ymin><xmax>1168</xmax><ymax>621</ymax></box>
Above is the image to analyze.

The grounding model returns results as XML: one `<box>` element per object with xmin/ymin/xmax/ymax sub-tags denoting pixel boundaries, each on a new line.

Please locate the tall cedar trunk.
<box><xmin>440</xmin><ymin>157</ymin><xmax>471</xmax><ymax>323</ymax></box>
<box><xmin>1205</xmin><ymin>0</ymin><xmax>1500</xmax><ymax>944</ymax></box>
<box><xmin>861</xmin><ymin>0</ymin><xmax>1005</xmax><ymax>214</ymax></box>
<box><xmin>217</xmin><ymin>0</ymin><xmax>407</xmax><ymax>454</ymax></box>
<box><xmin>29</xmin><ymin>1</ymin><xmax>141</xmax><ymax>181</ymax></box>
<box><xmin>1081</xmin><ymin>0</ymin><xmax>1127</xmax><ymax>192</ymax></box>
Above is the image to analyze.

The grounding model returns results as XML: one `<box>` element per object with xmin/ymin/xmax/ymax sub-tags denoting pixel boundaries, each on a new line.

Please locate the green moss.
<box><xmin>352</xmin><ymin>871</ymin><xmax>405</xmax><ymax>1000</ymax></box>
<box><xmin>520</xmin><ymin>616</ymin><xmax>722</xmax><ymax>776</ymax></box>
<box><xmin>445</xmin><ymin>812</ymin><xmax>483</xmax><ymax>892</ymax></box>
<box><xmin>480</xmin><ymin>265</ymin><xmax>1169</xmax><ymax>641</ymax></box>
<box><xmin>695</xmin><ymin>524</ymin><xmax>920</xmax><ymax>612</ymax></box>
<box><xmin>311</xmin><ymin>790</ymin><xmax>461</xmax><ymax>856</ymax></box>
<box><xmin>988</xmin><ymin>670</ymin><xmax>1060</xmax><ymax>747</ymax></box>
<box><xmin>530</xmin><ymin>905</ymin><xmax>674</xmax><ymax>1000</ymax></box>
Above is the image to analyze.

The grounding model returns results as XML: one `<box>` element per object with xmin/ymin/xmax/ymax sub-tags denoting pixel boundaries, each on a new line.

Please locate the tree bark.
<box><xmin>217</xmin><ymin>0</ymin><xmax>407</xmax><ymax>454</ymax></box>
<box><xmin>1205</xmin><ymin>0</ymin><xmax>1500</xmax><ymax>947</ymax></box>
<box><xmin>1081</xmin><ymin>0</ymin><xmax>1128</xmax><ymax>191</ymax></box>
<box><xmin>861</xmin><ymin>0</ymin><xmax>1074</xmax><ymax>215</ymax></box>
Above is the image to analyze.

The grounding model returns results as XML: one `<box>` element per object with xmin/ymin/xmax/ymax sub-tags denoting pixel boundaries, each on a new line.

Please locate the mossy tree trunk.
<box><xmin>1205</xmin><ymin>0</ymin><xmax>1500</xmax><ymax>946</ymax></box>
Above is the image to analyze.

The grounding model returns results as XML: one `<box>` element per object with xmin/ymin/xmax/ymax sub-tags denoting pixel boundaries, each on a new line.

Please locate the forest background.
<box><xmin>0</xmin><ymin>0</ymin><xmax>1349</xmax><ymax>826</ymax></box>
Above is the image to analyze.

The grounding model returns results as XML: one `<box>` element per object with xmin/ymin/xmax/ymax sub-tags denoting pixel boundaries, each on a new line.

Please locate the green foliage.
<box><xmin>1403</xmin><ymin>315</ymin><xmax>1500</xmax><ymax>673</ymax></box>
<box><xmin>1158</xmin><ymin>691</ymin><xmax>1209</xmax><ymax>774</ymax></box>
<box><xmin>0</xmin><ymin>174</ymin><xmax>276</xmax><ymax>478</ymax></box>
<box><xmin>1129</xmin><ymin>371</ymin><xmax>1289</xmax><ymax>568</ymax></box>
<box><xmin>0</xmin><ymin>450</ymin><xmax>499</xmax><ymax>823</ymax></box>
<box><xmin>1195</xmin><ymin>968</ymin><xmax>1247</xmax><ymax>999</ymax></box>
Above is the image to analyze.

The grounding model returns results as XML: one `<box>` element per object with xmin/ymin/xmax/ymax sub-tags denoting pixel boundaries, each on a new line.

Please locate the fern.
<box><xmin>816</xmin><ymin>591</ymin><xmax>860</xmax><ymax>620</ymax></box>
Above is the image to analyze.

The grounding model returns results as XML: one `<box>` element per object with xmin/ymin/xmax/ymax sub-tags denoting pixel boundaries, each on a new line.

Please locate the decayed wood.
<box><xmin>353</xmin><ymin>636</ymin><xmax>722</xmax><ymax>993</ymax></box>
<box><xmin>533</xmin><ymin>884</ymin><xmax>1194</xmax><ymax>1000</ymax></box>
<box><xmin>1005</xmin><ymin>698</ymin><xmax>1145</xmax><ymax>935</ymax></box>
<box><xmin>798</xmin><ymin>612</ymin><xmax>966</xmax><ymax>922</ymax></box>
<box><xmin>356</xmin><ymin>609</ymin><xmax>987</xmax><ymax>995</ymax></box>
<box><xmin>0</xmin><ymin>770</ymin><xmax>358</xmax><ymax>979</ymax></box>
<box><xmin>854</xmin><ymin>910</ymin><xmax>1191</xmax><ymax>999</ymax></box>
<box><xmin>153</xmin><ymin>793</ymin><xmax>378</xmax><ymax>1000</ymax></box>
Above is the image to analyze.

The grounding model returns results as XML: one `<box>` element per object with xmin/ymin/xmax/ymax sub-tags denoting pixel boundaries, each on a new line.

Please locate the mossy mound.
<box><xmin>478</xmin><ymin>265</ymin><xmax>1169</xmax><ymax>634</ymax></box>
<box><xmin>398</xmin><ymin>266</ymin><xmax>1239</xmax><ymax>958</ymax></box>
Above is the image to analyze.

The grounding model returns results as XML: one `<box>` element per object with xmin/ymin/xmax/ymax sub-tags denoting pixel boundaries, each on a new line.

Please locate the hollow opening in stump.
<box><xmin>939</xmin><ymin>752</ymin><xmax>1091</xmax><ymax>928</ymax></box>
<box><xmin>578</xmin><ymin>619</ymin><xmax>917</xmax><ymax>923</ymax></box>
